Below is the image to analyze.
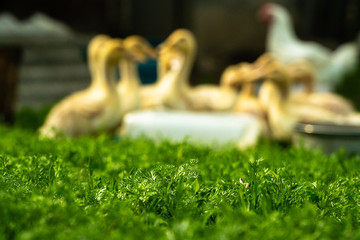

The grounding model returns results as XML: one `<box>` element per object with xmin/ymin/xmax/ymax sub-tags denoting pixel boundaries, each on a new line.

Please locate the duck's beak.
<box><xmin>246</xmin><ymin>65</ymin><xmax>267</xmax><ymax>83</ymax></box>
<box><xmin>157</xmin><ymin>42</ymin><xmax>173</xmax><ymax>55</ymax></box>
<box><xmin>147</xmin><ymin>46</ymin><xmax>158</xmax><ymax>59</ymax></box>
<box><xmin>156</xmin><ymin>39</ymin><xmax>180</xmax><ymax>55</ymax></box>
<box><xmin>253</xmin><ymin>53</ymin><xmax>276</xmax><ymax>69</ymax></box>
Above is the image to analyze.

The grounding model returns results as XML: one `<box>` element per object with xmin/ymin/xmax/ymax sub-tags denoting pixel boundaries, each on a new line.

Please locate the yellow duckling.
<box><xmin>220</xmin><ymin>62</ymin><xmax>270</xmax><ymax>138</ymax></box>
<box><xmin>39</xmin><ymin>37</ymin><xmax>124</xmax><ymax>138</ymax></box>
<box><xmin>257</xmin><ymin>61</ymin><xmax>296</xmax><ymax>141</ymax></box>
<box><xmin>140</xmin><ymin>29</ymin><xmax>194</xmax><ymax>109</ymax></box>
<box><xmin>254</xmin><ymin>54</ymin><xmax>355</xmax><ymax>115</ymax></box>
<box><xmin>117</xmin><ymin>35</ymin><xmax>157</xmax><ymax>114</ymax></box>
<box><xmin>223</xmin><ymin>63</ymin><xmax>267</xmax><ymax>118</ymax></box>
<box><xmin>140</xmin><ymin>46</ymin><xmax>187</xmax><ymax>109</ymax></box>
<box><xmin>257</xmin><ymin>59</ymin><xmax>352</xmax><ymax>141</ymax></box>
<box><xmin>87</xmin><ymin>34</ymin><xmax>111</xmax><ymax>78</ymax></box>
<box><xmin>287</xmin><ymin>59</ymin><xmax>355</xmax><ymax>115</ymax></box>
<box><xmin>157</xmin><ymin>29</ymin><xmax>238</xmax><ymax>111</ymax></box>
<box><xmin>253</xmin><ymin>52</ymin><xmax>278</xmax><ymax>69</ymax></box>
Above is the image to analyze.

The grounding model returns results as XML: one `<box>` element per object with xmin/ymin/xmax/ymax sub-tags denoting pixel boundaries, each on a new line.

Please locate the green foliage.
<box><xmin>336</xmin><ymin>65</ymin><xmax>360</xmax><ymax>110</ymax></box>
<box><xmin>13</xmin><ymin>106</ymin><xmax>51</xmax><ymax>131</ymax></box>
<box><xmin>1</xmin><ymin>109</ymin><xmax>360</xmax><ymax>239</ymax></box>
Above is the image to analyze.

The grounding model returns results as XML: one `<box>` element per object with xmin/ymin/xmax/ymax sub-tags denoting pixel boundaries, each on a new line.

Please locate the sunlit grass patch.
<box><xmin>1</xmin><ymin>108</ymin><xmax>360</xmax><ymax>239</ymax></box>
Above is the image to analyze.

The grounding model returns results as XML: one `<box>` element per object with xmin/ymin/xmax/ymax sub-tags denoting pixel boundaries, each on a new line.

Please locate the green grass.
<box><xmin>1</xmin><ymin>108</ymin><xmax>360</xmax><ymax>239</ymax></box>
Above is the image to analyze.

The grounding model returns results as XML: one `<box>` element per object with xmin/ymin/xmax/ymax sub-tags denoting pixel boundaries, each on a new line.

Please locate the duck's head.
<box><xmin>221</xmin><ymin>62</ymin><xmax>266</xmax><ymax>93</ymax></box>
<box><xmin>159</xmin><ymin>47</ymin><xmax>185</xmax><ymax>73</ymax></box>
<box><xmin>253</xmin><ymin>53</ymin><xmax>277</xmax><ymax>69</ymax></box>
<box><xmin>258</xmin><ymin>3</ymin><xmax>291</xmax><ymax>27</ymax></box>
<box><xmin>221</xmin><ymin>61</ymin><xmax>266</xmax><ymax>87</ymax></box>
<box><xmin>99</xmin><ymin>38</ymin><xmax>125</xmax><ymax>65</ymax></box>
<box><xmin>257</xmin><ymin>60</ymin><xmax>293</xmax><ymax>107</ymax></box>
<box><xmin>259</xmin><ymin>60</ymin><xmax>293</xmax><ymax>97</ymax></box>
<box><xmin>123</xmin><ymin>35</ymin><xmax>157</xmax><ymax>63</ymax></box>
<box><xmin>158</xmin><ymin>29</ymin><xmax>197</xmax><ymax>57</ymax></box>
<box><xmin>87</xmin><ymin>34</ymin><xmax>111</xmax><ymax>63</ymax></box>
<box><xmin>287</xmin><ymin>60</ymin><xmax>315</xmax><ymax>92</ymax></box>
<box><xmin>238</xmin><ymin>62</ymin><xmax>267</xmax><ymax>83</ymax></box>
<box><xmin>250</xmin><ymin>53</ymin><xmax>279</xmax><ymax>84</ymax></box>
<box><xmin>220</xmin><ymin>64</ymin><xmax>241</xmax><ymax>88</ymax></box>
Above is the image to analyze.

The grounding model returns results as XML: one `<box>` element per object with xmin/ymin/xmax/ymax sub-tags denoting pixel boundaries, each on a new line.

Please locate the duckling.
<box><xmin>258</xmin><ymin>60</ymin><xmax>351</xmax><ymax>141</ymax></box>
<box><xmin>227</xmin><ymin>63</ymin><xmax>267</xmax><ymax>118</ymax></box>
<box><xmin>253</xmin><ymin>52</ymin><xmax>278</xmax><ymax>69</ymax></box>
<box><xmin>39</xmin><ymin>37</ymin><xmax>124</xmax><ymax>138</ymax></box>
<box><xmin>140</xmin><ymin>29</ymin><xmax>195</xmax><ymax>109</ymax></box>
<box><xmin>186</xmin><ymin>82</ymin><xmax>238</xmax><ymax>111</ymax></box>
<box><xmin>87</xmin><ymin>34</ymin><xmax>111</xmax><ymax>75</ymax></box>
<box><xmin>219</xmin><ymin>64</ymin><xmax>241</xmax><ymax>89</ymax></box>
<box><xmin>254</xmin><ymin>54</ymin><xmax>355</xmax><ymax>115</ymax></box>
<box><xmin>140</xmin><ymin>46</ymin><xmax>188</xmax><ymax>109</ymax></box>
<box><xmin>117</xmin><ymin>35</ymin><xmax>156</xmax><ymax>114</ymax></box>
<box><xmin>157</xmin><ymin>29</ymin><xmax>196</xmax><ymax>86</ymax></box>
<box><xmin>257</xmin><ymin>62</ymin><xmax>296</xmax><ymax>141</ymax></box>
<box><xmin>287</xmin><ymin>60</ymin><xmax>355</xmax><ymax>115</ymax></box>
<box><xmin>220</xmin><ymin>62</ymin><xmax>270</xmax><ymax>139</ymax></box>
<box><xmin>141</xmin><ymin>29</ymin><xmax>196</xmax><ymax>110</ymax></box>
<box><xmin>157</xmin><ymin>29</ymin><xmax>238</xmax><ymax>111</ymax></box>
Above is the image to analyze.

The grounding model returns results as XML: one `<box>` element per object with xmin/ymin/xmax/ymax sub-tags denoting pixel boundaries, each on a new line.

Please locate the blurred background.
<box><xmin>0</xmin><ymin>0</ymin><xmax>359</xmax><ymax>117</ymax></box>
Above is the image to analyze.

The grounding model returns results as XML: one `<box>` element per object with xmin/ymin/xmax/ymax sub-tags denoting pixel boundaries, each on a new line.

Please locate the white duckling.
<box><xmin>117</xmin><ymin>35</ymin><xmax>157</xmax><ymax>114</ymax></box>
<box><xmin>39</xmin><ymin>37</ymin><xmax>124</xmax><ymax>138</ymax></box>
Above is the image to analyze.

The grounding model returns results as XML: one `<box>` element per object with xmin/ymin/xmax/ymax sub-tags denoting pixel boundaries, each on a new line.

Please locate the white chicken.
<box><xmin>259</xmin><ymin>2</ymin><xmax>359</xmax><ymax>91</ymax></box>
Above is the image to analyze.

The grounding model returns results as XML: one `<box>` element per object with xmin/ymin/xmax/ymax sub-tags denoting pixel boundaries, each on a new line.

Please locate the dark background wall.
<box><xmin>1</xmin><ymin>0</ymin><xmax>359</xmax><ymax>39</ymax></box>
<box><xmin>1</xmin><ymin>0</ymin><xmax>359</xmax><ymax>80</ymax></box>
<box><xmin>0</xmin><ymin>0</ymin><xmax>190</xmax><ymax>38</ymax></box>
<box><xmin>0</xmin><ymin>0</ymin><xmax>359</xmax><ymax>109</ymax></box>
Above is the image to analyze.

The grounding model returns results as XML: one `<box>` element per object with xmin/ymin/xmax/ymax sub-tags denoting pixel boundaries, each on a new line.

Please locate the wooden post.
<box><xmin>0</xmin><ymin>47</ymin><xmax>22</xmax><ymax>124</ymax></box>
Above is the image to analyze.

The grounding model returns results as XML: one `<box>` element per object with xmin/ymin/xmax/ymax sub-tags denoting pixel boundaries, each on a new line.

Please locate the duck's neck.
<box><xmin>303</xmin><ymin>76</ymin><xmax>314</xmax><ymax>93</ymax></box>
<box><xmin>267</xmin><ymin>15</ymin><xmax>298</xmax><ymax>52</ymax></box>
<box><xmin>119</xmin><ymin>58</ymin><xmax>141</xmax><ymax>89</ymax></box>
<box><xmin>176</xmin><ymin>49</ymin><xmax>195</xmax><ymax>94</ymax></box>
<box><xmin>261</xmin><ymin>80</ymin><xmax>296</xmax><ymax>141</ymax></box>
<box><xmin>241</xmin><ymin>83</ymin><xmax>256</xmax><ymax>98</ymax></box>
<box><xmin>261</xmin><ymin>81</ymin><xmax>287</xmax><ymax>112</ymax></box>
<box><xmin>93</xmin><ymin>59</ymin><xmax>117</xmax><ymax>92</ymax></box>
<box><xmin>161</xmin><ymin>55</ymin><xmax>185</xmax><ymax>89</ymax></box>
<box><xmin>157</xmin><ymin>56</ymin><xmax>167</xmax><ymax>80</ymax></box>
<box><xmin>89</xmin><ymin>58</ymin><xmax>99</xmax><ymax>84</ymax></box>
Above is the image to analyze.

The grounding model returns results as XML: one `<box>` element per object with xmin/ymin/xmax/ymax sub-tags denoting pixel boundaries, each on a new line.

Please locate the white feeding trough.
<box><xmin>120</xmin><ymin>110</ymin><xmax>263</xmax><ymax>149</ymax></box>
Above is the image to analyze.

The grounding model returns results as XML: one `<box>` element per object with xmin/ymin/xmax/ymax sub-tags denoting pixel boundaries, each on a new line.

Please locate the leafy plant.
<box><xmin>1</xmin><ymin>109</ymin><xmax>360</xmax><ymax>239</ymax></box>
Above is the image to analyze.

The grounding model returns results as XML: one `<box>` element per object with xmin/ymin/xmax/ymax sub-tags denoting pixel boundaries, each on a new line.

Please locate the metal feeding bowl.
<box><xmin>293</xmin><ymin>122</ymin><xmax>360</xmax><ymax>156</ymax></box>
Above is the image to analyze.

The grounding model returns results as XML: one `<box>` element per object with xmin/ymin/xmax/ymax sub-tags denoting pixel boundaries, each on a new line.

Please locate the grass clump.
<box><xmin>0</xmin><ymin>108</ymin><xmax>360</xmax><ymax>239</ymax></box>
